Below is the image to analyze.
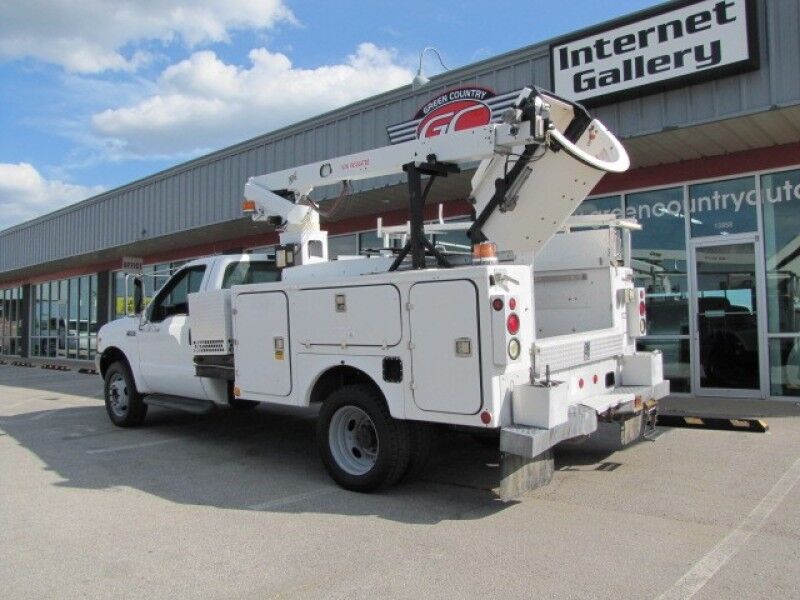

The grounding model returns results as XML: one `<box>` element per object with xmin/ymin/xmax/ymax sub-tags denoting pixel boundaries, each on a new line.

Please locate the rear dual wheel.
<box><xmin>317</xmin><ymin>384</ymin><xmax>433</xmax><ymax>492</ymax></box>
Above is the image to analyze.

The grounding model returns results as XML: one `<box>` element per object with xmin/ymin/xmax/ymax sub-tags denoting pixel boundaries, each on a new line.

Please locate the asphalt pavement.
<box><xmin>1</xmin><ymin>364</ymin><xmax>798</xmax><ymax>599</ymax></box>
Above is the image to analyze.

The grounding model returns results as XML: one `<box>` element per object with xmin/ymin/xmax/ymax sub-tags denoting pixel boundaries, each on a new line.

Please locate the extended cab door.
<box><xmin>138</xmin><ymin>265</ymin><xmax>208</xmax><ymax>399</ymax></box>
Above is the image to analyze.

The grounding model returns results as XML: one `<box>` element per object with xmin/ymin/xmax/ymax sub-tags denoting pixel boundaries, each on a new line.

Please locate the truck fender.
<box><xmin>98</xmin><ymin>346</ymin><xmax>149</xmax><ymax>394</ymax></box>
<box><xmin>300</xmin><ymin>355</ymin><xmax>406</xmax><ymax>420</ymax></box>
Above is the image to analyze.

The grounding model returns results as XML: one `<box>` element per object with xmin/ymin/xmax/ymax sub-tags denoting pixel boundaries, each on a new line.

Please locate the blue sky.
<box><xmin>0</xmin><ymin>0</ymin><xmax>658</xmax><ymax>230</ymax></box>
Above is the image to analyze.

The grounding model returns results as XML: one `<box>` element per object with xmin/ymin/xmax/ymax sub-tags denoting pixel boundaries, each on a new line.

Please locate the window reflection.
<box><xmin>574</xmin><ymin>195</ymin><xmax>622</xmax><ymax>217</ymax></box>
<box><xmin>626</xmin><ymin>188</ymin><xmax>690</xmax><ymax>336</ymax></box>
<box><xmin>688</xmin><ymin>177</ymin><xmax>758</xmax><ymax>237</ymax></box>
<box><xmin>30</xmin><ymin>275</ymin><xmax>98</xmax><ymax>360</ymax></box>
<box><xmin>0</xmin><ymin>287</ymin><xmax>24</xmax><ymax>356</ymax></box>
<box><xmin>769</xmin><ymin>338</ymin><xmax>800</xmax><ymax>397</ymax></box>
<box><xmin>762</xmin><ymin>169</ymin><xmax>800</xmax><ymax>334</ymax></box>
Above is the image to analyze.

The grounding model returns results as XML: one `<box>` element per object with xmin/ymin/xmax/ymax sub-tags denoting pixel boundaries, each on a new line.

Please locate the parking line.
<box><xmin>86</xmin><ymin>438</ymin><xmax>181</xmax><ymax>454</ymax></box>
<box><xmin>248</xmin><ymin>487</ymin><xmax>341</xmax><ymax>511</ymax></box>
<box><xmin>656</xmin><ymin>456</ymin><xmax>800</xmax><ymax>600</ymax></box>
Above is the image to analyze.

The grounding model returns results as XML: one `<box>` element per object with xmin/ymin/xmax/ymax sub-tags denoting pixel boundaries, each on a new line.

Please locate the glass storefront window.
<box><xmin>574</xmin><ymin>195</ymin><xmax>622</xmax><ymax>217</ymax></box>
<box><xmin>626</xmin><ymin>188</ymin><xmax>689</xmax><ymax>336</ymax></box>
<box><xmin>0</xmin><ymin>287</ymin><xmax>24</xmax><ymax>356</ymax></box>
<box><xmin>761</xmin><ymin>168</ymin><xmax>800</xmax><ymax>334</ymax></box>
<box><xmin>688</xmin><ymin>176</ymin><xmax>757</xmax><ymax>238</ymax></box>
<box><xmin>31</xmin><ymin>275</ymin><xmax>98</xmax><ymax>360</ymax></box>
<box><xmin>768</xmin><ymin>337</ymin><xmax>800</xmax><ymax>397</ymax></box>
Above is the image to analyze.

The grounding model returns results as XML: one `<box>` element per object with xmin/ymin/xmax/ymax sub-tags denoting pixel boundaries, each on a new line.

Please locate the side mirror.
<box><xmin>133</xmin><ymin>278</ymin><xmax>144</xmax><ymax>315</ymax></box>
<box><xmin>125</xmin><ymin>274</ymin><xmax>144</xmax><ymax>317</ymax></box>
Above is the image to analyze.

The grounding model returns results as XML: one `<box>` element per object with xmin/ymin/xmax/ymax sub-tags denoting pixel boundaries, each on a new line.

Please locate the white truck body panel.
<box><xmin>138</xmin><ymin>314</ymin><xmax>208</xmax><ymax>400</ymax></box>
<box><xmin>189</xmin><ymin>289</ymin><xmax>232</xmax><ymax>355</ymax></box>
<box><xmin>408</xmin><ymin>279</ymin><xmax>482</xmax><ymax>414</ymax></box>
<box><xmin>292</xmin><ymin>285</ymin><xmax>402</xmax><ymax>348</ymax></box>
<box><xmin>234</xmin><ymin>291</ymin><xmax>292</xmax><ymax>398</ymax></box>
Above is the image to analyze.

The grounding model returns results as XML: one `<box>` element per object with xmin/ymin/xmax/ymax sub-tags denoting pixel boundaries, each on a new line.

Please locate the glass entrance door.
<box><xmin>691</xmin><ymin>238</ymin><xmax>764</xmax><ymax>397</ymax></box>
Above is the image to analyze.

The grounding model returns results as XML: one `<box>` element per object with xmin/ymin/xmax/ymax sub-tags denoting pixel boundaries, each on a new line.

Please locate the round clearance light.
<box><xmin>480</xmin><ymin>410</ymin><xmax>492</xmax><ymax>425</ymax></box>
<box><xmin>639</xmin><ymin>301</ymin><xmax>646</xmax><ymax>317</ymax></box>
<box><xmin>508</xmin><ymin>338</ymin><xmax>521</xmax><ymax>360</ymax></box>
<box><xmin>508</xmin><ymin>297</ymin><xmax>517</xmax><ymax>310</ymax></box>
<box><xmin>506</xmin><ymin>313</ymin><xmax>520</xmax><ymax>335</ymax></box>
<box><xmin>578</xmin><ymin>378</ymin><xmax>585</xmax><ymax>389</ymax></box>
<box><xmin>492</xmin><ymin>298</ymin><xmax>504</xmax><ymax>311</ymax></box>
<box><xmin>593</xmin><ymin>374</ymin><xmax>598</xmax><ymax>385</ymax></box>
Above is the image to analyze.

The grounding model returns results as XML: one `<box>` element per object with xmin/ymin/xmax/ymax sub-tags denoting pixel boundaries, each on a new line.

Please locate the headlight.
<box><xmin>507</xmin><ymin>338</ymin><xmax>521</xmax><ymax>360</ymax></box>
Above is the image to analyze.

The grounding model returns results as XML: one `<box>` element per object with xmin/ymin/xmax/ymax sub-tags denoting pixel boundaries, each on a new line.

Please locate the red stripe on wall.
<box><xmin>593</xmin><ymin>141</ymin><xmax>800</xmax><ymax>195</ymax></box>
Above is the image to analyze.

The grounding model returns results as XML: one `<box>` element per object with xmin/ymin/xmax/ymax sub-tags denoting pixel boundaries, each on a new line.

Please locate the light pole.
<box><xmin>411</xmin><ymin>46</ymin><xmax>449</xmax><ymax>90</ymax></box>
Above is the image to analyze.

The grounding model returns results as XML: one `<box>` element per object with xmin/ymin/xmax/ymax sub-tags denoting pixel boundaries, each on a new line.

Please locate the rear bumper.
<box><xmin>501</xmin><ymin>379</ymin><xmax>668</xmax><ymax>459</ymax></box>
<box><xmin>501</xmin><ymin>404</ymin><xmax>597</xmax><ymax>458</ymax></box>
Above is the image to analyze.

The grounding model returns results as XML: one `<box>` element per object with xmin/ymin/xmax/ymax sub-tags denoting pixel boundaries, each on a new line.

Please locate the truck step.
<box><xmin>144</xmin><ymin>394</ymin><xmax>218</xmax><ymax>415</ymax></box>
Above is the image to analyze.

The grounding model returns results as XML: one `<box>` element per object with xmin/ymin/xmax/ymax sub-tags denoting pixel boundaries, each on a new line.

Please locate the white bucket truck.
<box><xmin>96</xmin><ymin>88</ymin><xmax>667</xmax><ymax>498</ymax></box>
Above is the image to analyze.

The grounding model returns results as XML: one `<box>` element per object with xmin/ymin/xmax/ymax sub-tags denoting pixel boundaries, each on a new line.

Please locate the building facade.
<box><xmin>1</xmin><ymin>0</ymin><xmax>799</xmax><ymax>400</ymax></box>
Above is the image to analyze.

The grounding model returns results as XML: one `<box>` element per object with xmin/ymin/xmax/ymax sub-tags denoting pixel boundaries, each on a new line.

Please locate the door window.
<box><xmin>694</xmin><ymin>242</ymin><xmax>760</xmax><ymax>391</ymax></box>
<box><xmin>148</xmin><ymin>266</ymin><xmax>206</xmax><ymax>323</ymax></box>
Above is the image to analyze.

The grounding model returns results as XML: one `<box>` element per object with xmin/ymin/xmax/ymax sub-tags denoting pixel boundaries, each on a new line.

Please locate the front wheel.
<box><xmin>104</xmin><ymin>361</ymin><xmax>148</xmax><ymax>427</ymax></box>
<box><xmin>317</xmin><ymin>384</ymin><xmax>410</xmax><ymax>492</ymax></box>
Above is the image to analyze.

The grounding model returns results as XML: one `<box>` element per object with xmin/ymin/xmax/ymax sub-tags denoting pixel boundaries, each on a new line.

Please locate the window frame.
<box><xmin>146</xmin><ymin>266</ymin><xmax>206</xmax><ymax>323</ymax></box>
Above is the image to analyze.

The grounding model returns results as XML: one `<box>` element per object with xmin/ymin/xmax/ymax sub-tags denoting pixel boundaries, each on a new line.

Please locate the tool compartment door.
<box><xmin>409</xmin><ymin>280</ymin><xmax>482</xmax><ymax>414</ymax></box>
<box><xmin>233</xmin><ymin>291</ymin><xmax>291</xmax><ymax>397</ymax></box>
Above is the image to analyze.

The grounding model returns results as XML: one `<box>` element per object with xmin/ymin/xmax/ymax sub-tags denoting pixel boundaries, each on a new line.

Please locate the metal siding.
<box><xmin>2</xmin><ymin>0</ymin><xmax>799</xmax><ymax>275</ymax></box>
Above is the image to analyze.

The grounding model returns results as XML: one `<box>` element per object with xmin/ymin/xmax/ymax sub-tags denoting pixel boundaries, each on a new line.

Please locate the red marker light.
<box><xmin>593</xmin><ymin>374</ymin><xmax>598</xmax><ymax>384</ymax></box>
<box><xmin>639</xmin><ymin>301</ymin><xmax>646</xmax><ymax>317</ymax></box>
<box><xmin>508</xmin><ymin>297</ymin><xmax>517</xmax><ymax>310</ymax></box>
<box><xmin>480</xmin><ymin>411</ymin><xmax>492</xmax><ymax>425</ymax></box>
<box><xmin>506</xmin><ymin>313</ymin><xmax>520</xmax><ymax>335</ymax></box>
<box><xmin>492</xmin><ymin>298</ymin><xmax>504</xmax><ymax>311</ymax></box>
<box><xmin>578</xmin><ymin>378</ymin><xmax>585</xmax><ymax>389</ymax></box>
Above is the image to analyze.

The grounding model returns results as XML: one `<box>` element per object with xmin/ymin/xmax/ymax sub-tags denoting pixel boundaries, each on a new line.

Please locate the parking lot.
<box><xmin>0</xmin><ymin>364</ymin><xmax>798</xmax><ymax>599</ymax></box>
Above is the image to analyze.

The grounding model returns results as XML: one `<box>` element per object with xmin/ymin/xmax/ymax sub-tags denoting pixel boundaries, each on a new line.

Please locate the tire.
<box><xmin>404</xmin><ymin>422</ymin><xmax>437</xmax><ymax>481</ymax></box>
<box><xmin>317</xmin><ymin>384</ymin><xmax>410</xmax><ymax>492</ymax></box>
<box><xmin>103</xmin><ymin>360</ymin><xmax>148</xmax><ymax>427</ymax></box>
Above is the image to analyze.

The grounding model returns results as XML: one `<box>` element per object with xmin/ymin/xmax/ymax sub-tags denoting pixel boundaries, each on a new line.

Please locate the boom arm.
<box><xmin>243</xmin><ymin>87</ymin><xmax>629</xmax><ymax>258</ymax></box>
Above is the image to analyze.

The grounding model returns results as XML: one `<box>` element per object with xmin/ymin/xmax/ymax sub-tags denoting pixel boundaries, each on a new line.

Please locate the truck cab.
<box><xmin>96</xmin><ymin>254</ymin><xmax>277</xmax><ymax>405</ymax></box>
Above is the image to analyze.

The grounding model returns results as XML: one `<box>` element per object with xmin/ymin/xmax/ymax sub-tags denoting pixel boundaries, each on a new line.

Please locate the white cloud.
<box><xmin>91</xmin><ymin>43</ymin><xmax>413</xmax><ymax>156</ymax></box>
<box><xmin>0</xmin><ymin>0</ymin><xmax>295</xmax><ymax>73</ymax></box>
<box><xmin>0</xmin><ymin>163</ymin><xmax>104</xmax><ymax>230</ymax></box>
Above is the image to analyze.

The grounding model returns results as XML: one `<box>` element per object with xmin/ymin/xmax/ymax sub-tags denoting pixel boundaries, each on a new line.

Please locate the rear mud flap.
<box><xmin>499</xmin><ymin>405</ymin><xmax>597</xmax><ymax>501</ymax></box>
<box><xmin>499</xmin><ymin>451</ymin><xmax>554</xmax><ymax>502</ymax></box>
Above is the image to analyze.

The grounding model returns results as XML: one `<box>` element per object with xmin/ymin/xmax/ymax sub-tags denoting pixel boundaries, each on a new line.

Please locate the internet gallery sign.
<box><xmin>550</xmin><ymin>0</ymin><xmax>758</xmax><ymax>104</ymax></box>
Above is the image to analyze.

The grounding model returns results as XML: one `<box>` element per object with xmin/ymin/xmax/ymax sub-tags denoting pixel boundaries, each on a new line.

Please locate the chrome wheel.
<box><xmin>107</xmin><ymin>372</ymin><xmax>130</xmax><ymax>418</ymax></box>
<box><xmin>328</xmin><ymin>405</ymin><xmax>378</xmax><ymax>476</ymax></box>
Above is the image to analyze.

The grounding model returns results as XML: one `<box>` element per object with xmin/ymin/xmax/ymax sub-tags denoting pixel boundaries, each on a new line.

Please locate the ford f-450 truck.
<box><xmin>96</xmin><ymin>87</ymin><xmax>668</xmax><ymax>498</ymax></box>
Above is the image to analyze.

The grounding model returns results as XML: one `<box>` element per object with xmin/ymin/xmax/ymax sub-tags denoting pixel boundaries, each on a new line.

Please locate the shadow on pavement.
<box><xmin>0</xmin><ymin>398</ymin><xmax>632</xmax><ymax>525</ymax></box>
